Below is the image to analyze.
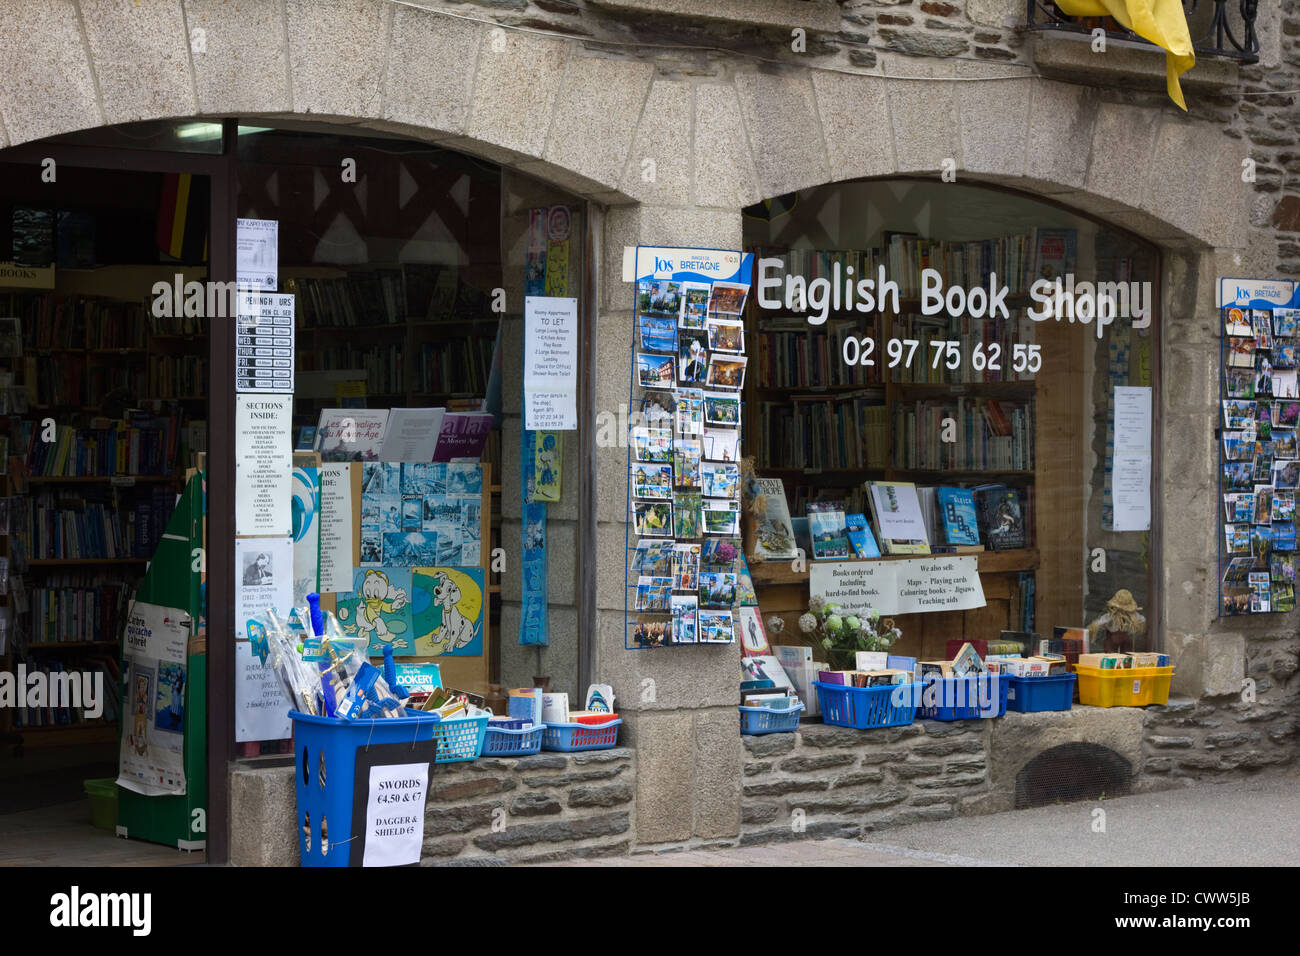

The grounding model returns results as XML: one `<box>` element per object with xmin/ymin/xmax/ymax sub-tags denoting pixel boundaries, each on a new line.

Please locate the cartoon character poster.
<box><xmin>533</xmin><ymin>431</ymin><xmax>562</xmax><ymax>503</ymax></box>
<box><xmin>334</xmin><ymin>568</ymin><xmax>413</xmax><ymax>656</ymax></box>
<box><xmin>412</xmin><ymin>567</ymin><xmax>485</xmax><ymax>657</ymax></box>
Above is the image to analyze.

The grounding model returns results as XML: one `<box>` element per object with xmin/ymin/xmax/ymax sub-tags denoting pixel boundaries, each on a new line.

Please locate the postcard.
<box><xmin>641</xmin><ymin>389</ymin><xmax>675</xmax><ymax>428</ymax></box>
<box><xmin>639</xmin><ymin>278</ymin><xmax>681</xmax><ymax>316</ymax></box>
<box><xmin>704</xmin><ymin>390</ymin><xmax>741</xmax><ymax>426</ymax></box>
<box><xmin>635</xmin><ymin>539</ymin><xmax>674</xmax><ymax>576</ymax></box>
<box><xmin>1253</xmin><ymin>485</ymin><xmax>1274</xmax><ymax>525</ymax></box>
<box><xmin>701</xmin><ymin>461</ymin><xmax>740</xmax><ymax>499</ymax></box>
<box><xmin>633</xmin><ymin>462</ymin><xmax>673</xmax><ymax>499</ymax></box>
<box><xmin>703</xmin><ymin>499</ymin><xmax>741</xmax><ymax>535</ymax></box>
<box><xmin>1275</xmin><ymin>344</ymin><xmax>1300</xmax><ymax>368</ymax></box>
<box><xmin>447</xmin><ymin>463</ymin><xmax>483</xmax><ymax>496</ymax></box>
<box><xmin>1253</xmin><ymin>310</ymin><xmax>1274</xmax><ymax>349</ymax></box>
<box><xmin>698</xmin><ymin>608</ymin><xmax>735</xmax><ymax>644</ymax></box>
<box><xmin>706</xmin><ymin>354</ymin><xmax>747</xmax><ymax>390</ymax></box>
<box><xmin>672</xmin><ymin>542</ymin><xmax>701</xmax><ymax>591</ymax></box>
<box><xmin>678</xmin><ymin>281</ymin><xmax>711</xmax><ymax>329</ymax></box>
<box><xmin>639</xmin><ymin>313</ymin><xmax>677</xmax><ymax>353</ymax></box>
<box><xmin>637</xmin><ymin>351</ymin><xmax>676</xmax><ymax>389</ymax></box>
<box><xmin>1276</xmin><ymin>401</ymin><xmax>1300</xmax><ymax>427</ymax></box>
<box><xmin>671</xmin><ymin>594</ymin><xmax>699</xmax><ymax>644</ymax></box>
<box><xmin>678</xmin><ymin>330</ymin><xmax>710</xmax><ymax>385</ymax></box>
<box><xmin>634</xmin><ymin>500</ymin><xmax>673</xmax><ymax>537</ymax></box>
<box><xmin>675</xmin><ymin>388</ymin><xmax>704</xmax><ymax>436</ymax></box>
<box><xmin>403</xmin><ymin>462</ymin><xmax>446</xmax><ymax>496</ymax></box>
<box><xmin>1274</xmin><ymin>459</ymin><xmax>1299</xmax><ymax>489</ymax></box>
<box><xmin>632</xmin><ymin>426</ymin><xmax>673</xmax><ymax>463</ymax></box>
<box><xmin>1223</xmin><ymin>400</ymin><xmax>1255</xmax><ymax>430</ymax></box>
<box><xmin>1227</xmin><ymin>336</ymin><xmax>1256</xmax><ymax>368</ymax></box>
<box><xmin>703</xmin><ymin>426</ymin><xmax>739</xmax><ymax>462</ymax></box>
<box><xmin>1274</xmin><ymin>429</ymin><xmax>1298</xmax><ymax>459</ymax></box>
<box><xmin>1225</xmin><ymin>368</ymin><xmax>1255</xmax><ymax>399</ymax></box>
<box><xmin>383</xmin><ymin>531</ymin><xmax>441</xmax><ymax>566</ymax></box>
<box><xmin>1274</xmin><ymin>522</ymin><xmax>1297</xmax><ymax>551</ymax></box>
<box><xmin>1225</xmin><ymin>523</ymin><xmax>1251</xmax><ymax>555</ymax></box>
<box><xmin>707</xmin><ymin>318</ymin><xmax>745</xmax><ymax>353</ymax></box>
<box><xmin>633</xmin><ymin>615</ymin><xmax>672</xmax><ymax>648</ymax></box>
<box><xmin>698</xmin><ymin>571</ymin><xmax>738</xmax><ymax>608</ymax></box>
<box><xmin>674</xmin><ymin>493</ymin><xmax>702</xmax><ymax>538</ymax></box>
<box><xmin>673</xmin><ymin>438</ymin><xmax>702</xmax><ymax>492</ymax></box>
<box><xmin>1273</xmin><ymin>368</ymin><xmax>1298</xmax><ymax>399</ymax></box>
<box><xmin>1275</xmin><ymin>307</ymin><xmax>1299</xmax><ymax>338</ymax></box>
<box><xmin>635</xmin><ymin>575</ymin><xmax>674</xmax><ymax>613</ymax></box>
<box><xmin>1224</xmin><ymin>461</ymin><xmax>1254</xmax><ymax>489</ymax></box>
<box><xmin>1223</xmin><ymin>492</ymin><xmax>1255</xmax><ymax>523</ymax></box>
<box><xmin>707</xmin><ymin>280</ymin><xmax>749</xmax><ymax>316</ymax></box>
<box><xmin>1273</xmin><ymin>489</ymin><xmax>1296</xmax><ymax>522</ymax></box>
<box><xmin>1224</xmin><ymin>307</ymin><xmax>1252</xmax><ymax>336</ymax></box>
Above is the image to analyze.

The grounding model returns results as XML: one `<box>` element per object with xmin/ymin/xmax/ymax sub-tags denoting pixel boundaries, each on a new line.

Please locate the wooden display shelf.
<box><xmin>28</xmin><ymin>558</ymin><xmax>149</xmax><ymax>567</ymax></box>
<box><xmin>749</xmin><ymin>547</ymin><xmax>1039</xmax><ymax>586</ymax></box>
<box><xmin>12</xmin><ymin>723</ymin><xmax>118</xmax><ymax>747</ymax></box>
<box><xmin>26</xmin><ymin>641</ymin><xmax>118</xmax><ymax>649</ymax></box>
<box><xmin>28</xmin><ymin>475</ymin><xmax>176</xmax><ymax>484</ymax></box>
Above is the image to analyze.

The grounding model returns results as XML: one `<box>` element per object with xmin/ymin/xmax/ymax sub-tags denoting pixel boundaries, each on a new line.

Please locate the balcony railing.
<box><xmin>1026</xmin><ymin>0</ymin><xmax>1260</xmax><ymax>63</ymax></box>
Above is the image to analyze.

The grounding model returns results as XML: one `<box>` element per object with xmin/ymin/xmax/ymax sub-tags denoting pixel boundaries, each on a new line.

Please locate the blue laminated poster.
<box><xmin>844</xmin><ymin>512</ymin><xmax>882</xmax><ymax>559</ymax></box>
<box><xmin>334</xmin><ymin>568</ymin><xmax>414</xmax><ymax>656</ymax></box>
<box><xmin>412</xmin><ymin>567</ymin><xmax>485</xmax><ymax>657</ymax></box>
<box><xmin>936</xmin><ymin>487</ymin><xmax>981</xmax><ymax>547</ymax></box>
<box><xmin>291</xmin><ymin>464</ymin><xmax>321</xmax><ymax>606</ymax></box>
<box><xmin>520</xmin><ymin>428</ymin><xmax>549</xmax><ymax>645</ymax></box>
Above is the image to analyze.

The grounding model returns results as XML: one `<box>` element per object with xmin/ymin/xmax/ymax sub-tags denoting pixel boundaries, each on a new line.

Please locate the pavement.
<box><xmin>552</xmin><ymin>769</ymin><xmax>1300</xmax><ymax>866</ymax></box>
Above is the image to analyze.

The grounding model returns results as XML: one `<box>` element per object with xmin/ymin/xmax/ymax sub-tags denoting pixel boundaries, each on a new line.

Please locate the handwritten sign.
<box><xmin>809</xmin><ymin>555</ymin><xmax>985</xmax><ymax>616</ymax></box>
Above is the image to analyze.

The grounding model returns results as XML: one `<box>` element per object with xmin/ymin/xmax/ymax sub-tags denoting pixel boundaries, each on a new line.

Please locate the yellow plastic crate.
<box><xmin>1074</xmin><ymin>664</ymin><xmax>1174</xmax><ymax>708</ymax></box>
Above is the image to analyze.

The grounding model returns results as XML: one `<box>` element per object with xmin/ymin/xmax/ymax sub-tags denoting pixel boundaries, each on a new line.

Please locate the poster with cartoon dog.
<box><xmin>411</xmin><ymin>567</ymin><xmax>484</xmax><ymax>657</ymax></box>
<box><xmin>334</xmin><ymin>568</ymin><xmax>414</xmax><ymax>656</ymax></box>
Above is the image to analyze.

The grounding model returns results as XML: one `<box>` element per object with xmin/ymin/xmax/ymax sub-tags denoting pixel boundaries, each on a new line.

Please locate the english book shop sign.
<box><xmin>757</xmin><ymin>261</ymin><xmax>1152</xmax><ymax>335</ymax></box>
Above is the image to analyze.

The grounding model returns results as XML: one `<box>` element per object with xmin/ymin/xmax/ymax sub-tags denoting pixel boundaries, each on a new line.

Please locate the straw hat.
<box><xmin>1107</xmin><ymin>589</ymin><xmax>1141</xmax><ymax>613</ymax></box>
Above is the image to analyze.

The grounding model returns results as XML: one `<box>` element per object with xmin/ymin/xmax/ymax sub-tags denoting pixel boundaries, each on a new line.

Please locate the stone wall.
<box><xmin>422</xmin><ymin>749</ymin><xmax>635</xmax><ymax>863</ymax></box>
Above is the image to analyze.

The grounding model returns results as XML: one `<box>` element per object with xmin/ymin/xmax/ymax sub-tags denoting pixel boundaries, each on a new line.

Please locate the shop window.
<box><xmin>742</xmin><ymin>179</ymin><xmax>1159</xmax><ymax>663</ymax></box>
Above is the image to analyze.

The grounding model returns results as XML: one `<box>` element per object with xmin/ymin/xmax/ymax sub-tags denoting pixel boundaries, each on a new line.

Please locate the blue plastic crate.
<box><xmin>541</xmin><ymin>718</ymin><xmax>621</xmax><ymax>752</ymax></box>
<box><xmin>738</xmin><ymin>701</ymin><xmax>803</xmax><ymax>735</ymax></box>
<box><xmin>1005</xmin><ymin>673</ymin><xmax>1076</xmax><ymax>713</ymax></box>
<box><xmin>919</xmin><ymin>673</ymin><xmax>1009</xmax><ymax>721</ymax></box>
<box><xmin>482</xmin><ymin>722</ymin><xmax>545</xmax><ymax>756</ymax></box>
<box><xmin>813</xmin><ymin>681</ymin><xmax>917</xmax><ymax>729</ymax></box>
<box><xmin>290</xmin><ymin>709</ymin><xmax>441</xmax><ymax>868</ymax></box>
<box><xmin>431</xmin><ymin>713</ymin><xmax>489</xmax><ymax>763</ymax></box>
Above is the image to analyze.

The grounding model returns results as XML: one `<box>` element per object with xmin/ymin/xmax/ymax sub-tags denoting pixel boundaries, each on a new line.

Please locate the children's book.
<box><xmin>844</xmin><ymin>512</ymin><xmax>881</xmax><ymax>558</ymax></box>
<box><xmin>865</xmin><ymin>481</ymin><xmax>930</xmax><ymax>554</ymax></box>
<box><xmin>935</xmin><ymin>486</ymin><xmax>981</xmax><ymax>547</ymax></box>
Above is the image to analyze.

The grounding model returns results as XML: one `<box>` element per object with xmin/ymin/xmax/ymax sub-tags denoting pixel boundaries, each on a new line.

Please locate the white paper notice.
<box><xmin>236</xmin><ymin>290</ymin><xmax>294</xmax><ymax>393</ymax></box>
<box><xmin>236</xmin><ymin>393</ymin><xmax>293</xmax><ymax>536</ymax></box>
<box><xmin>235</xmin><ymin>640</ymin><xmax>292</xmax><ymax>742</ymax></box>
<box><xmin>1113</xmin><ymin>386</ymin><xmax>1153</xmax><ymax>532</ymax></box>
<box><xmin>235</xmin><ymin>536</ymin><xmax>294</xmax><ymax>643</ymax></box>
<box><xmin>524</xmin><ymin>296</ymin><xmax>579</xmax><ymax>430</ymax></box>
<box><xmin>363</xmin><ymin>762</ymin><xmax>429</xmax><ymax>867</ymax></box>
<box><xmin>809</xmin><ymin>556</ymin><xmax>985</xmax><ymax>616</ymax></box>
<box><xmin>318</xmin><ymin>463</ymin><xmax>354</xmax><ymax>593</ymax></box>
<box><xmin>236</xmin><ymin>218</ymin><xmax>278</xmax><ymax>291</ymax></box>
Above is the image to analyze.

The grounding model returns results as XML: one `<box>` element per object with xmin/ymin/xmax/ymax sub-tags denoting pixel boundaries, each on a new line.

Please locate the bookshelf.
<box><xmin>0</xmin><ymin>270</ymin><xmax>203</xmax><ymax>748</ymax></box>
<box><xmin>744</xmin><ymin>236</ymin><xmax>1053</xmax><ymax>660</ymax></box>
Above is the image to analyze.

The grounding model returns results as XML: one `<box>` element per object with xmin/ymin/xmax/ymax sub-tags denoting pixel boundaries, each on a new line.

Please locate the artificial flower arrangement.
<box><xmin>797</xmin><ymin>594</ymin><xmax>901</xmax><ymax>671</ymax></box>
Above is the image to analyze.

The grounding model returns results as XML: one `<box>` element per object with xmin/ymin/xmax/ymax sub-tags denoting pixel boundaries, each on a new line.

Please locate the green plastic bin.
<box><xmin>84</xmin><ymin>778</ymin><xmax>118</xmax><ymax>831</ymax></box>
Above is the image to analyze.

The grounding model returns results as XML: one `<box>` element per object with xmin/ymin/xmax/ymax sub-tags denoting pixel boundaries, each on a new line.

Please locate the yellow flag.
<box><xmin>1054</xmin><ymin>0</ymin><xmax>1195</xmax><ymax>110</ymax></box>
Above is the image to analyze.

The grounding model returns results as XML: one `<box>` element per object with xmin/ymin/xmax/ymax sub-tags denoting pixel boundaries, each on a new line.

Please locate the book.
<box><xmin>736</xmin><ymin>605</ymin><xmax>770</xmax><ymax>657</ymax></box>
<box><xmin>740</xmin><ymin>654</ymin><xmax>794</xmax><ymax>692</ymax></box>
<box><xmin>1031</xmin><ymin>227</ymin><xmax>1077</xmax><ymax>282</ymax></box>
<box><xmin>541</xmin><ymin>692</ymin><xmax>570</xmax><ymax>724</ymax></box>
<box><xmin>844</xmin><ymin>512</ymin><xmax>881</xmax><ymax>558</ymax></box>
<box><xmin>807</xmin><ymin>501</ymin><xmax>850</xmax><ymax>559</ymax></box>
<box><xmin>935</xmin><ymin>486</ymin><xmax>981</xmax><ymax>547</ymax></box>
<box><xmin>864</xmin><ymin>481</ymin><xmax>931</xmax><ymax>554</ymax></box>
<box><xmin>750</xmin><ymin>476</ymin><xmax>798</xmax><ymax>561</ymax></box>
<box><xmin>975</xmin><ymin>484</ymin><xmax>1027</xmax><ymax>551</ymax></box>
<box><xmin>432</xmin><ymin>411</ymin><xmax>493</xmax><ymax>461</ymax></box>
<box><xmin>380</xmin><ymin>407</ymin><xmax>445</xmax><ymax>461</ymax></box>
<box><xmin>314</xmin><ymin>408</ymin><xmax>389</xmax><ymax>462</ymax></box>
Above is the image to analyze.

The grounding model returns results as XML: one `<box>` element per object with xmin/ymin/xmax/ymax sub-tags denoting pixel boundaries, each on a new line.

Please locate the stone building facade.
<box><xmin>0</xmin><ymin>0</ymin><xmax>1296</xmax><ymax>861</ymax></box>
